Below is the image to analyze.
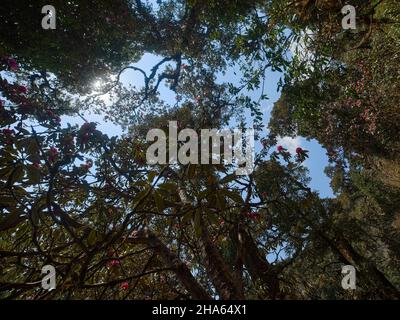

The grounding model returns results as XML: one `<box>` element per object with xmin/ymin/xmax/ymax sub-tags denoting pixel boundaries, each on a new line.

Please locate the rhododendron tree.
<box><xmin>0</xmin><ymin>0</ymin><xmax>399</xmax><ymax>301</ymax></box>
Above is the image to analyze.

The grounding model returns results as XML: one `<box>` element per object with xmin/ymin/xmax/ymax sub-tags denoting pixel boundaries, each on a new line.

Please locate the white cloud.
<box><xmin>289</xmin><ymin>29</ymin><xmax>314</xmax><ymax>59</ymax></box>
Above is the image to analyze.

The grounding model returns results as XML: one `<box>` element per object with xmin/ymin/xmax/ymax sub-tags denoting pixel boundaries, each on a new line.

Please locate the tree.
<box><xmin>1</xmin><ymin>0</ymin><xmax>399</xmax><ymax>300</ymax></box>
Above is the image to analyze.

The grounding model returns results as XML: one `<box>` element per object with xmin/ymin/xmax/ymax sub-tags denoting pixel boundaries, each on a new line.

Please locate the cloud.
<box><xmin>276</xmin><ymin>136</ymin><xmax>302</xmax><ymax>154</ymax></box>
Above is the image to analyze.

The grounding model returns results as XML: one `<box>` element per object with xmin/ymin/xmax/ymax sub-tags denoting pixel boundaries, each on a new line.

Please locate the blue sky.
<box><xmin>63</xmin><ymin>52</ymin><xmax>334</xmax><ymax>198</ymax></box>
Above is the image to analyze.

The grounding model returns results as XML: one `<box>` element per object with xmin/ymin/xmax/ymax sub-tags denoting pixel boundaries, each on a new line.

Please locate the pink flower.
<box><xmin>110</xmin><ymin>259</ymin><xmax>120</xmax><ymax>266</ymax></box>
<box><xmin>33</xmin><ymin>162</ymin><xmax>41</xmax><ymax>170</ymax></box>
<box><xmin>81</xmin><ymin>163</ymin><xmax>90</xmax><ymax>170</ymax></box>
<box><xmin>49</xmin><ymin>147</ymin><xmax>58</xmax><ymax>155</ymax></box>
<box><xmin>121</xmin><ymin>282</ymin><xmax>129</xmax><ymax>290</ymax></box>
<box><xmin>2</xmin><ymin>128</ymin><xmax>15</xmax><ymax>135</ymax></box>
<box><xmin>81</xmin><ymin>122</ymin><xmax>94</xmax><ymax>131</ymax></box>
<box><xmin>355</xmin><ymin>99</ymin><xmax>362</xmax><ymax>107</ymax></box>
<box><xmin>7</xmin><ymin>58</ymin><xmax>18</xmax><ymax>72</ymax></box>
<box><xmin>277</xmin><ymin>145</ymin><xmax>283</xmax><ymax>152</ymax></box>
<box><xmin>246</xmin><ymin>211</ymin><xmax>258</xmax><ymax>220</ymax></box>
<box><xmin>18</xmin><ymin>85</ymin><xmax>27</xmax><ymax>94</ymax></box>
<box><xmin>296</xmin><ymin>147</ymin><xmax>303</xmax><ymax>154</ymax></box>
<box><xmin>82</xmin><ymin>132</ymin><xmax>90</xmax><ymax>142</ymax></box>
<box><xmin>49</xmin><ymin>148</ymin><xmax>58</xmax><ymax>162</ymax></box>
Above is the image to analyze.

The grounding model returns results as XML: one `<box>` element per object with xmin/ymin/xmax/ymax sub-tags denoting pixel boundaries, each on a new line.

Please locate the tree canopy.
<box><xmin>0</xmin><ymin>0</ymin><xmax>399</xmax><ymax>300</ymax></box>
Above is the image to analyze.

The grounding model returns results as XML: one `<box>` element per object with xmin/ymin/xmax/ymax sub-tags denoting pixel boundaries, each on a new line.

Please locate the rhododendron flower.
<box><xmin>277</xmin><ymin>145</ymin><xmax>283</xmax><ymax>152</ymax></box>
<box><xmin>7</xmin><ymin>58</ymin><xmax>18</xmax><ymax>71</ymax></box>
<box><xmin>2</xmin><ymin>128</ymin><xmax>15</xmax><ymax>135</ymax></box>
<box><xmin>81</xmin><ymin>122</ymin><xmax>95</xmax><ymax>131</ymax></box>
<box><xmin>80</xmin><ymin>163</ymin><xmax>91</xmax><ymax>170</ymax></box>
<box><xmin>33</xmin><ymin>162</ymin><xmax>41</xmax><ymax>170</ymax></box>
<box><xmin>110</xmin><ymin>259</ymin><xmax>120</xmax><ymax>266</ymax></box>
<box><xmin>296</xmin><ymin>147</ymin><xmax>303</xmax><ymax>154</ymax></box>
<box><xmin>18</xmin><ymin>85</ymin><xmax>27</xmax><ymax>94</ymax></box>
<box><xmin>80</xmin><ymin>161</ymin><xmax>93</xmax><ymax>170</ymax></box>
<box><xmin>121</xmin><ymin>282</ymin><xmax>129</xmax><ymax>290</ymax></box>
<box><xmin>246</xmin><ymin>211</ymin><xmax>258</xmax><ymax>220</ymax></box>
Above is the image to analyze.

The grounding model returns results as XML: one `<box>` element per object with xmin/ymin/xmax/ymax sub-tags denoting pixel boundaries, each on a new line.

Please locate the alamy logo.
<box><xmin>41</xmin><ymin>265</ymin><xmax>56</xmax><ymax>291</ymax></box>
<box><xmin>342</xmin><ymin>5</ymin><xmax>356</xmax><ymax>30</ymax></box>
<box><xmin>341</xmin><ymin>265</ymin><xmax>356</xmax><ymax>290</ymax></box>
<box><xmin>41</xmin><ymin>5</ymin><xmax>56</xmax><ymax>30</ymax></box>
<box><xmin>146</xmin><ymin>121</ymin><xmax>255</xmax><ymax>175</ymax></box>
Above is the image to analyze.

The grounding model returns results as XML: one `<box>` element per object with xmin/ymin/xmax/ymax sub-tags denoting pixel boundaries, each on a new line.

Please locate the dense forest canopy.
<box><xmin>0</xmin><ymin>0</ymin><xmax>399</xmax><ymax>300</ymax></box>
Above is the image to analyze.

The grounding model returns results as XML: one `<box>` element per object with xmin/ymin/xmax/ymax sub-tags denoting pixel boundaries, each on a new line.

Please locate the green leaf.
<box><xmin>27</xmin><ymin>165</ymin><xmax>41</xmax><ymax>184</ymax></box>
<box><xmin>10</xmin><ymin>165</ymin><xmax>24</xmax><ymax>185</ymax></box>
<box><xmin>147</xmin><ymin>171</ymin><xmax>157</xmax><ymax>183</ymax></box>
<box><xmin>0</xmin><ymin>196</ymin><xmax>16</xmax><ymax>206</ymax></box>
<box><xmin>0</xmin><ymin>210</ymin><xmax>25</xmax><ymax>231</ymax></box>
<box><xmin>30</xmin><ymin>205</ymin><xmax>40</xmax><ymax>226</ymax></box>
<box><xmin>181</xmin><ymin>212</ymin><xmax>193</xmax><ymax>225</ymax></box>
<box><xmin>207</xmin><ymin>211</ymin><xmax>219</xmax><ymax>225</ymax></box>
<box><xmin>158</xmin><ymin>183</ymin><xmax>178</xmax><ymax>192</ymax></box>
<box><xmin>194</xmin><ymin>209</ymin><xmax>202</xmax><ymax>238</ymax></box>
<box><xmin>216</xmin><ymin>193</ymin><xmax>226</xmax><ymax>210</ymax></box>
<box><xmin>26</xmin><ymin>139</ymin><xmax>40</xmax><ymax>163</ymax></box>
<box><xmin>87</xmin><ymin>229</ymin><xmax>97</xmax><ymax>246</ymax></box>
<box><xmin>222</xmin><ymin>190</ymin><xmax>243</xmax><ymax>204</ymax></box>
<box><xmin>0</xmin><ymin>166</ymin><xmax>13</xmax><ymax>179</ymax></box>
<box><xmin>153</xmin><ymin>191</ymin><xmax>165</xmax><ymax>212</ymax></box>
<box><xmin>197</xmin><ymin>190</ymin><xmax>209</xmax><ymax>200</ymax></box>
<box><xmin>53</xmin><ymin>204</ymin><xmax>82</xmax><ymax>229</ymax></box>
<box><xmin>187</xmin><ymin>164</ymin><xmax>196</xmax><ymax>178</ymax></box>
<box><xmin>219</xmin><ymin>174</ymin><xmax>237</xmax><ymax>185</ymax></box>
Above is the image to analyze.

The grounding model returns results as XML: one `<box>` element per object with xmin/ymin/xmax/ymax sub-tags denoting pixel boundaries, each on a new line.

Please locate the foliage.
<box><xmin>0</xmin><ymin>0</ymin><xmax>399</xmax><ymax>300</ymax></box>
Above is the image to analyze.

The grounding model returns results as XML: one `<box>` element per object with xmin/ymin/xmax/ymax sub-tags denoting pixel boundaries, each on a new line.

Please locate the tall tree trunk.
<box><xmin>198</xmin><ymin>216</ymin><xmax>245</xmax><ymax>299</ymax></box>
<box><xmin>317</xmin><ymin>229</ymin><xmax>400</xmax><ymax>299</ymax></box>
<box><xmin>128</xmin><ymin>230</ymin><xmax>211</xmax><ymax>300</ymax></box>
<box><xmin>234</xmin><ymin>225</ymin><xmax>281</xmax><ymax>299</ymax></box>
